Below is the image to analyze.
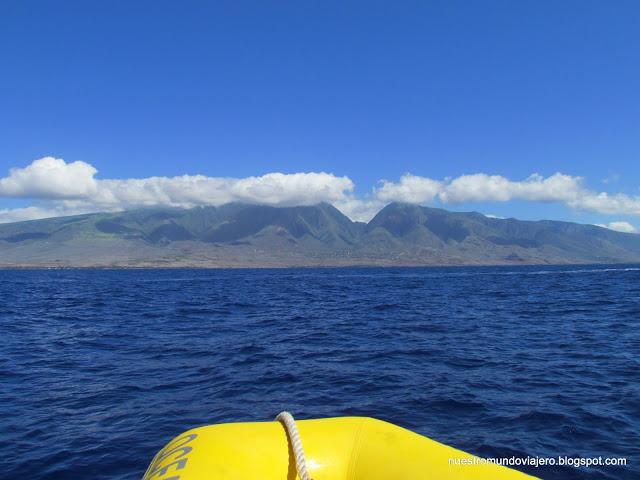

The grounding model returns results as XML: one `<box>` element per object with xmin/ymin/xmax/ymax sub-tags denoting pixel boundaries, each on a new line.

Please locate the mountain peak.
<box><xmin>1</xmin><ymin>203</ymin><xmax>639</xmax><ymax>267</ymax></box>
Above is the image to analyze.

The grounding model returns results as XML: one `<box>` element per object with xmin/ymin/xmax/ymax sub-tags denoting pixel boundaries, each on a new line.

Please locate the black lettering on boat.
<box><xmin>142</xmin><ymin>433</ymin><xmax>197</xmax><ymax>480</ymax></box>
<box><xmin>146</xmin><ymin>458</ymin><xmax>187</xmax><ymax>478</ymax></box>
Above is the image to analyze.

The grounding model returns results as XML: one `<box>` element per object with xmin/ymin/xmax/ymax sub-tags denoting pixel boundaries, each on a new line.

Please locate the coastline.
<box><xmin>2</xmin><ymin>261</ymin><xmax>638</xmax><ymax>270</ymax></box>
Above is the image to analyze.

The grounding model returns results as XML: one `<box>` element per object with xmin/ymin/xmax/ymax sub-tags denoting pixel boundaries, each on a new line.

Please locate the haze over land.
<box><xmin>1</xmin><ymin>202</ymin><xmax>639</xmax><ymax>268</ymax></box>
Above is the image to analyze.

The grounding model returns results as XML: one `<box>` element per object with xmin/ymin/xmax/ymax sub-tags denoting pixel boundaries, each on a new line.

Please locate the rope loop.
<box><xmin>275</xmin><ymin>411</ymin><xmax>313</xmax><ymax>480</ymax></box>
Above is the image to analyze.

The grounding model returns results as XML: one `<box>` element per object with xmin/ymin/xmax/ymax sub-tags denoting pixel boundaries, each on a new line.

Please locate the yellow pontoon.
<box><xmin>142</xmin><ymin>414</ymin><xmax>536</xmax><ymax>479</ymax></box>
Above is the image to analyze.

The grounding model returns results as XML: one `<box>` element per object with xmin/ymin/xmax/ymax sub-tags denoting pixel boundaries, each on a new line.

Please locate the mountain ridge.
<box><xmin>1</xmin><ymin>202</ymin><xmax>639</xmax><ymax>267</ymax></box>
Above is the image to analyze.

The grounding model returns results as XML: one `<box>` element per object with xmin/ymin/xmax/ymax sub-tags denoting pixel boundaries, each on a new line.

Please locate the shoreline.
<box><xmin>1</xmin><ymin>261</ymin><xmax>638</xmax><ymax>270</ymax></box>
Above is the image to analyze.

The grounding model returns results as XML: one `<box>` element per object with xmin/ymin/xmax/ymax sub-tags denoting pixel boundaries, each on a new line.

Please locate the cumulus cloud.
<box><xmin>595</xmin><ymin>221</ymin><xmax>637</xmax><ymax>233</ymax></box>
<box><xmin>568</xmin><ymin>192</ymin><xmax>640</xmax><ymax>216</ymax></box>
<box><xmin>375</xmin><ymin>174</ymin><xmax>442</xmax><ymax>204</ymax></box>
<box><xmin>0</xmin><ymin>157</ymin><xmax>98</xmax><ymax>199</ymax></box>
<box><xmin>370</xmin><ymin>172</ymin><xmax>586</xmax><ymax>206</ymax></box>
<box><xmin>2</xmin><ymin>157</ymin><xmax>640</xmax><ymax>224</ymax></box>
<box><xmin>375</xmin><ymin>172</ymin><xmax>640</xmax><ymax>217</ymax></box>
<box><xmin>0</xmin><ymin>158</ymin><xmax>354</xmax><ymax>209</ymax></box>
<box><xmin>0</xmin><ymin>157</ymin><xmax>361</xmax><ymax>223</ymax></box>
<box><xmin>92</xmin><ymin>172</ymin><xmax>354</xmax><ymax>210</ymax></box>
<box><xmin>439</xmin><ymin>173</ymin><xmax>582</xmax><ymax>203</ymax></box>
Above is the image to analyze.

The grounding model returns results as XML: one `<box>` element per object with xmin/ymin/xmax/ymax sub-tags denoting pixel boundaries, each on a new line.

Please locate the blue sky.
<box><xmin>1</xmin><ymin>1</ymin><xmax>639</xmax><ymax>229</ymax></box>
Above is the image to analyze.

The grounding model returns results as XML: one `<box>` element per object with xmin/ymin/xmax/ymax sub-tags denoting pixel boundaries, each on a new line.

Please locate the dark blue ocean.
<box><xmin>1</xmin><ymin>266</ymin><xmax>639</xmax><ymax>480</ymax></box>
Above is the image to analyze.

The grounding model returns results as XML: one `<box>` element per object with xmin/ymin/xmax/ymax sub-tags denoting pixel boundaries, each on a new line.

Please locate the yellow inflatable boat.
<box><xmin>142</xmin><ymin>415</ymin><xmax>536</xmax><ymax>479</ymax></box>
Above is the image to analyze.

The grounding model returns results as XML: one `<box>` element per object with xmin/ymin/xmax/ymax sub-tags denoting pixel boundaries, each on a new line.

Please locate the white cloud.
<box><xmin>0</xmin><ymin>157</ymin><xmax>361</xmax><ymax>223</ymax></box>
<box><xmin>568</xmin><ymin>192</ymin><xmax>640</xmax><ymax>216</ymax></box>
<box><xmin>439</xmin><ymin>173</ymin><xmax>582</xmax><ymax>203</ymax></box>
<box><xmin>0</xmin><ymin>204</ymin><xmax>99</xmax><ymax>224</ymax></box>
<box><xmin>0</xmin><ymin>158</ymin><xmax>354</xmax><ymax>209</ymax></box>
<box><xmin>370</xmin><ymin>172</ymin><xmax>586</xmax><ymax>206</ymax></box>
<box><xmin>0</xmin><ymin>206</ymin><xmax>60</xmax><ymax>224</ymax></box>
<box><xmin>375</xmin><ymin>172</ymin><xmax>640</xmax><ymax>217</ymax></box>
<box><xmin>91</xmin><ymin>172</ymin><xmax>354</xmax><ymax>209</ymax></box>
<box><xmin>375</xmin><ymin>174</ymin><xmax>442</xmax><ymax>204</ymax></box>
<box><xmin>595</xmin><ymin>221</ymin><xmax>637</xmax><ymax>233</ymax></box>
<box><xmin>2</xmin><ymin>157</ymin><xmax>640</xmax><ymax>225</ymax></box>
<box><xmin>0</xmin><ymin>157</ymin><xmax>98</xmax><ymax>199</ymax></box>
<box><xmin>333</xmin><ymin>197</ymin><xmax>383</xmax><ymax>223</ymax></box>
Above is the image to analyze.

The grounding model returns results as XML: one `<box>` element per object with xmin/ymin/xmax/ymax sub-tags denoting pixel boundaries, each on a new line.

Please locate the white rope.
<box><xmin>275</xmin><ymin>411</ymin><xmax>313</xmax><ymax>480</ymax></box>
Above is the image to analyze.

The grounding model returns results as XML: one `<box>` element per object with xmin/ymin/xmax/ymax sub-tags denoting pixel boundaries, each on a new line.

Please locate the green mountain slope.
<box><xmin>0</xmin><ymin>202</ymin><xmax>639</xmax><ymax>267</ymax></box>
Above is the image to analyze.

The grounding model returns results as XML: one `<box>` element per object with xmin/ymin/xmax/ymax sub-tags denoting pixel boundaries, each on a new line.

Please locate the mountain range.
<box><xmin>1</xmin><ymin>202</ymin><xmax>639</xmax><ymax>267</ymax></box>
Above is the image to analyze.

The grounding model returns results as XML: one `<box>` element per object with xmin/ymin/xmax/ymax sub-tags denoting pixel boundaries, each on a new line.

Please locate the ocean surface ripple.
<box><xmin>1</xmin><ymin>266</ymin><xmax>639</xmax><ymax>479</ymax></box>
